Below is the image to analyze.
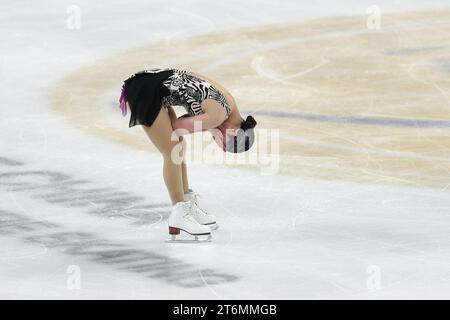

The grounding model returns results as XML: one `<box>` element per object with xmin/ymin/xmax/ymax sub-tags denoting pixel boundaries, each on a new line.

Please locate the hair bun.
<box><xmin>241</xmin><ymin>115</ymin><xmax>257</xmax><ymax>131</ymax></box>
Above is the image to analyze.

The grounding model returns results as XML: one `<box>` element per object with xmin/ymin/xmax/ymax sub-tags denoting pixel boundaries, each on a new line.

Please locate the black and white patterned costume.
<box><xmin>120</xmin><ymin>67</ymin><xmax>231</xmax><ymax>127</ymax></box>
<box><xmin>153</xmin><ymin>68</ymin><xmax>231</xmax><ymax>117</ymax></box>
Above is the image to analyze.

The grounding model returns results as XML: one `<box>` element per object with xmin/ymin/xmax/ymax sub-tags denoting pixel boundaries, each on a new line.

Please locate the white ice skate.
<box><xmin>166</xmin><ymin>201</ymin><xmax>212</xmax><ymax>243</ymax></box>
<box><xmin>184</xmin><ymin>189</ymin><xmax>218</xmax><ymax>231</ymax></box>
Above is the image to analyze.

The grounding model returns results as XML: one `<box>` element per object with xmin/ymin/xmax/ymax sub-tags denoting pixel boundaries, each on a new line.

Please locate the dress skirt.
<box><xmin>119</xmin><ymin>69</ymin><xmax>173</xmax><ymax>127</ymax></box>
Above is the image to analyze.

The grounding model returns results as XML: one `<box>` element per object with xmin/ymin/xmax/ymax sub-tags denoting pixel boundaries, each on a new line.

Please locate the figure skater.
<box><xmin>119</xmin><ymin>68</ymin><xmax>257</xmax><ymax>242</ymax></box>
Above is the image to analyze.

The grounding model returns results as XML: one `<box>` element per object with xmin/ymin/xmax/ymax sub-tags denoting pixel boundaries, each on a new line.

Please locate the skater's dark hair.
<box><xmin>226</xmin><ymin>115</ymin><xmax>257</xmax><ymax>153</ymax></box>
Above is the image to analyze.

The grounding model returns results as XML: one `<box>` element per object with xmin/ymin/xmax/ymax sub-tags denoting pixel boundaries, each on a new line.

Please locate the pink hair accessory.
<box><xmin>119</xmin><ymin>86</ymin><xmax>127</xmax><ymax>117</ymax></box>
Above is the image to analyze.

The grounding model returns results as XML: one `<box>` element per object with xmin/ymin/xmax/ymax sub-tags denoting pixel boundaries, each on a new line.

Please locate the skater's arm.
<box><xmin>171</xmin><ymin>99</ymin><xmax>227</xmax><ymax>134</ymax></box>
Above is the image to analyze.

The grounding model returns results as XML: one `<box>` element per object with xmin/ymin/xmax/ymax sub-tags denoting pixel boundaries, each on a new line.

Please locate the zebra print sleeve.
<box><xmin>208</xmin><ymin>85</ymin><xmax>232</xmax><ymax>116</ymax></box>
<box><xmin>162</xmin><ymin>68</ymin><xmax>232</xmax><ymax>117</ymax></box>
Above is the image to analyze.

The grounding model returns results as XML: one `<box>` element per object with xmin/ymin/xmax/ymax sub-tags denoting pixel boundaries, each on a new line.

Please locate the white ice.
<box><xmin>1</xmin><ymin>0</ymin><xmax>450</xmax><ymax>299</ymax></box>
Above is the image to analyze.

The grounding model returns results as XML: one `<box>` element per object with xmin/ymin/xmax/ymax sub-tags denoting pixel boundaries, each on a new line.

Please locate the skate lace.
<box><xmin>192</xmin><ymin>194</ymin><xmax>209</xmax><ymax>216</ymax></box>
<box><xmin>182</xmin><ymin>201</ymin><xmax>195</xmax><ymax>219</ymax></box>
<box><xmin>192</xmin><ymin>193</ymin><xmax>200</xmax><ymax>206</ymax></box>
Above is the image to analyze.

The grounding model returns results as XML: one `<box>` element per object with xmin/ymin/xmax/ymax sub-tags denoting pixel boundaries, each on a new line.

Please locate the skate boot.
<box><xmin>166</xmin><ymin>201</ymin><xmax>212</xmax><ymax>243</ymax></box>
<box><xmin>184</xmin><ymin>189</ymin><xmax>218</xmax><ymax>231</ymax></box>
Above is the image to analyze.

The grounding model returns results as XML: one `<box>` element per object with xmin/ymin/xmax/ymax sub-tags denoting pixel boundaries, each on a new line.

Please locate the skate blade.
<box><xmin>207</xmin><ymin>223</ymin><xmax>219</xmax><ymax>231</ymax></box>
<box><xmin>165</xmin><ymin>234</ymin><xmax>212</xmax><ymax>244</ymax></box>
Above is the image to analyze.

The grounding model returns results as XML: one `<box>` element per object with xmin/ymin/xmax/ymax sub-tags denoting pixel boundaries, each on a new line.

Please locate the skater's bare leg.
<box><xmin>181</xmin><ymin>160</ymin><xmax>189</xmax><ymax>194</ymax></box>
<box><xmin>167</xmin><ymin>106</ymin><xmax>190</xmax><ymax>194</ymax></box>
<box><xmin>165</xmin><ymin>110</ymin><xmax>217</xmax><ymax>229</ymax></box>
<box><xmin>142</xmin><ymin>108</ymin><xmax>184</xmax><ymax>204</ymax></box>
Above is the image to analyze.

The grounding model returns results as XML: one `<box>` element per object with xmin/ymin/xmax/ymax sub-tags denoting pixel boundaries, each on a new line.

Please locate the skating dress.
<box><xmin>119</xmin><ymin>68</ymin><xmax>231</xmax><ymax>127</ymax></box>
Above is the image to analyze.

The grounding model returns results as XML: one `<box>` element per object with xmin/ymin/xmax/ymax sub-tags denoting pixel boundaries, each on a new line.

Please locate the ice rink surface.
<box><xmin>1</xmin><ymin>0</ymin><xmax>450</xmax><ymax>299</ymax></box>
